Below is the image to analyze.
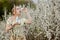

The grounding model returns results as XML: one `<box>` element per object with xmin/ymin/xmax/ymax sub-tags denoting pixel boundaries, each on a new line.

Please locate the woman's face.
<box><xmin>14</xmin><ymin>6</ymin><xmax>21</xmax><ymax>15</ymax></box>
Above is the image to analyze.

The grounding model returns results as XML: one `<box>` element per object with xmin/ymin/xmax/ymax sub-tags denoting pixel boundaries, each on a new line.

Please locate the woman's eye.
<box><xmin>16</xmin><ymin>8</ymin><xmax>19</xmax><ymax>9</ymax></box>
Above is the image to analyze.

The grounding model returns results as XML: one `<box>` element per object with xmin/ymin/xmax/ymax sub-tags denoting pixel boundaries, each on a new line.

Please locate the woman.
<box><xmin>6</xmin><ymin>5</ymin><xmax>32</xmax><ymax>40</ymax></box>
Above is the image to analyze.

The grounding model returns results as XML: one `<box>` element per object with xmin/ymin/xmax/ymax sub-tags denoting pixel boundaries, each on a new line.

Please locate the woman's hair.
<box><xmin>12</xmin><ymin>5</ymin><xmax>17</xmax><ymax>15</ymax></box>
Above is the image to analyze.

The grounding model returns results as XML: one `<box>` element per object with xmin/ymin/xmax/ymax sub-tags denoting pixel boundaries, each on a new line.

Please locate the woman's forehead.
<box><xmin>16</xmin><ymin>6</ymin><xmax>20</xmax><ymax>9</ymax></box>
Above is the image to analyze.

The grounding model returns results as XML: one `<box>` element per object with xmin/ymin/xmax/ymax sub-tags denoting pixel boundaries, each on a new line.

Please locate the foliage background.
<box><xmin>0</xmin><ymin>0</ymin><xmax>60</xmax><ymax>40</ymax></box>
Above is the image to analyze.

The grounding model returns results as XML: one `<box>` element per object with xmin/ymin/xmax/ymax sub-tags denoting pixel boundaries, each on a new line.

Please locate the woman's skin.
<box><xmin>5</xmin><ymin>6</ymin><xmax>32</xmax><ymax>32</ymax></box>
